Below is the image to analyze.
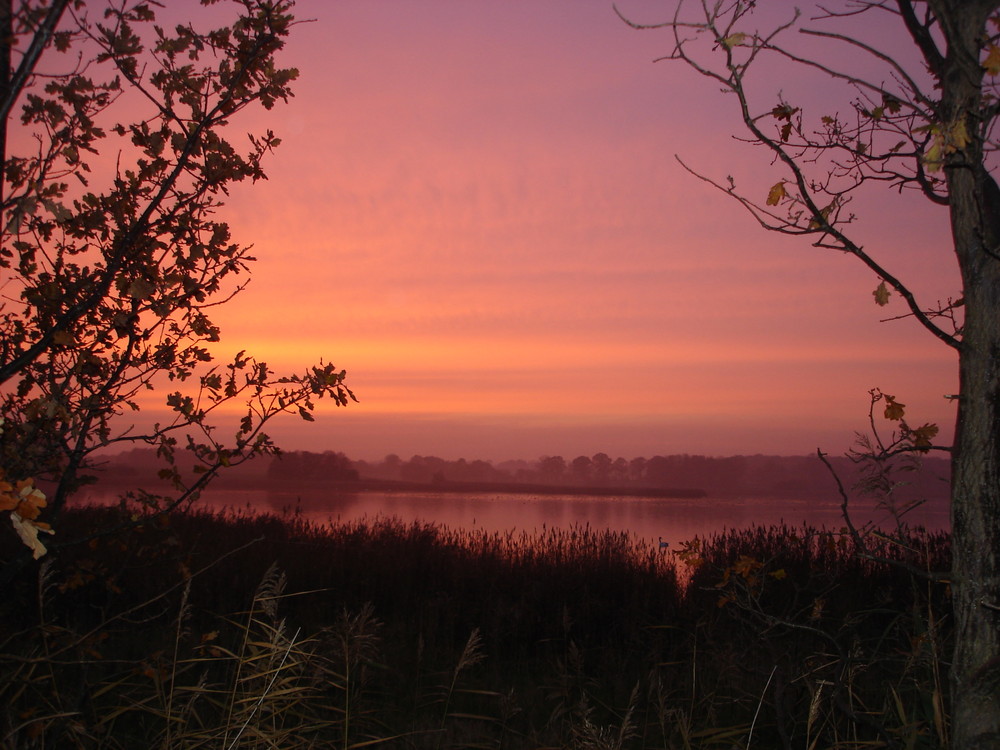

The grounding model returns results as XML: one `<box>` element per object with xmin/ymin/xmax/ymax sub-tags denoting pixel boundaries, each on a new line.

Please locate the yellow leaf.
<box><xmin>769</xmin><ymin>568</ymin><xmax>787</xmax><ymax>580</ymax></box>
<box><xmin>948</xmin><ymin>119</ymin><xmax>971</xmax><ymax>151</ymax></box>
<box><xmin>808</xmin><ymin>201</ymin><xmax>835</xmax><ymax>230</ymax></box>
<box><xmin>10</xmin><ymin>513</ymin><xmax>54</xmax><ymax>559</ymax></box>
<box><xmin>984</xmin><ymin>44</ymin><xmax>1000</xmax><ymax>76</ymax></box>
<box><xmin>873</xmin><ymin>280</ymin><xmax>890</xmax><ymax>306</ymax></box>
<box><xmin>766</xmin><ymin>181</ymin><xmax>787</xmax><ymax>206</ymax></box>
<box><xmin>771</xmin><ymin>104</ymin><xmax>798</xmax><ymax>121</ymax></box>
<box><xmin>733</xmin><ymin>555</ymin><xmax>762</xmax><ymax>578</ymax></box>
<box><xmin>910</xmin><ymin>423</ymin><xmax>939</xmax><ymax>449</ymax></box>
<box><xmin>923</xmin><ymin>138</ymin><xmax>944</xmax><ymax>172</ymax></box>
<box><xmin>883</xmin><ymin>394</ymin><xmax>905</xmax><ymax>421</ymax></box>
<box><xmin>13</xmin><ymin>480</ymin><xmax>46</xmax><ymax>519</ymax></box>
<box><xmin>720</xmin><ymin>32</ymin><xmax>747</xmax><ymax>50</ymax></box>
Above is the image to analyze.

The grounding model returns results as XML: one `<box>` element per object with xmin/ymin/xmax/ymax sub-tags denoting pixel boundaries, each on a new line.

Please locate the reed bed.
<box><xmin>0</xmin><ymin>503</ymin><xmax>950</xmax><ymax>749</ymax></box>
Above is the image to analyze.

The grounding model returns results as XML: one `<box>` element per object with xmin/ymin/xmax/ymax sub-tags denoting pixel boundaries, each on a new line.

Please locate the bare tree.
<box><xmin>618</xmin><ymin>1</ymin><xmax>1000</xmax><ymax>746</ymax></box>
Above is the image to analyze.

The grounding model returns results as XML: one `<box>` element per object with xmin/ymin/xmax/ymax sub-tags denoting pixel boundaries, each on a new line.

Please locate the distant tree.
<box><xmin>445</xmin><ymin>457</ymin><xmax>501</xmax><ymax>482</ymax></box>
<box><xmin>266</xmin><ymin>450</ymin><xmax>303</xmax><ymax>481</ymax></box>
<box><xmin>619</xmin><ymin>1</ymin><xmax>1000</xmax><ymax>745</ymax></box>
<box><xmin>0</xmin><ymin>1</ymin><xmax>353</xmax><ymax>562</ymax></box>
<box><xmin>468</xmin><ymin>459</ymin><xmax>497</xmax><ymax>482</ymax></box>
<box><xmin>424</xmin><ymin>455</ymin><xmax>447</xmax><ymax>480</ymax></box>
<box><xmin>628</xmin><ymin>456</ymin><xmax>647</xmax><ymax>483</ymax></box>
<box><xmin>399</xmin><ymin>456</ymin><xmax>428</xmax><ymax>483</ymax></box>
<box><xmin>590</xmin><ymin>452</ymin><xmax>613</xmax><ymax>485</ymax></box>
<box><xmin>570</xmin><ymin>455</ymin><xmax>592</xmax><ymax>484</ymax></box>
<box><xmin>497</xmin><ymin>458</ymin><xmax>531</xmax><ymax>478</ymax></box>
<box><xmin>537</xmin><ymin>454</ymin><xmax>567</xmax><ymax>482</ymax></box>
<box><xmin>400</xmin><ymin>455</ymin><xmax>448</xmax><ymax>483</ymax></box>
<box><xmin>644</xmin><ymin>455</ymin><xmax>672</xmax><ymax>487</ymax></box>
<box><xmin>717</xmin><ymin>456</ymin><xmax>747</xmax><ymax>495</ymax></box>
<box><xmin>611</xmin><ymin>456</ymin><xmax>629</xmax><ymax>484</ymax></box>
<box><xmin>318</xmin><ymin>451</ymin><xmax>358</xmax><ymax>481</ymax></box>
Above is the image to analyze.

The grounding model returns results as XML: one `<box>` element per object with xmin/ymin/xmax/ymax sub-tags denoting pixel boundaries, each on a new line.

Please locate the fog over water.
<box><xmin>185</xmin><ymin>487</ymin><xmax>950</xmax><ymax>550</ymax></box>
<box><xmin>81</xmin><ymin>449</ymin><xmax>951</xmax><ymax>549</ymax></box>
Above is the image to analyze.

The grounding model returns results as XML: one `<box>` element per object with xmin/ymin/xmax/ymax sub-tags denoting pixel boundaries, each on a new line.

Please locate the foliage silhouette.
<box><xmin>0</xmin><ymin>0</ymin><xmax>354</xmax><ymax>566</ymax></box>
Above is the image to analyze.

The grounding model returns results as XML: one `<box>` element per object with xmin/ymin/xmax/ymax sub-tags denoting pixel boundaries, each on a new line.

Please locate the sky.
<box><xmin>161</xmin><ymin>1</ymin><xmax>959</xmax><ymax>461</ymax></box>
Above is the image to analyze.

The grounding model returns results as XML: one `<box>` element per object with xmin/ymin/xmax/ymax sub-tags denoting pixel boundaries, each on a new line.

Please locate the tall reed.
<box><xmin>0</xmin><ymin>504</ymin><xmax>951</xmax><ymax>749</ymax></box>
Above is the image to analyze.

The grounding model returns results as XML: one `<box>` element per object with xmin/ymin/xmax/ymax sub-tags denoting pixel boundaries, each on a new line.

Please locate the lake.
<box><xmin>157</xmin><ymin>486</ymin><xmax>952</xmax><ymax>550</ymax></box>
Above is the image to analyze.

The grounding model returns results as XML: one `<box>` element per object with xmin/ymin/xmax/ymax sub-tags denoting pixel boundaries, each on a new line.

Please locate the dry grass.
<box><xmin>0</xmin><ymin>504</ymin><xmax>950</xmax><ymax>749</ymax></box>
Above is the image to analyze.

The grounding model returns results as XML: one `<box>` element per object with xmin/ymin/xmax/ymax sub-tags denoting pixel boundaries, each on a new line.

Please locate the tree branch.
<box><xmin>0</xmin><ymin>0</ymin><xmax>73</xmax><ymax>124</ymax></box>
<box><xmin>897</xmin><ymin>0</ymin><xmax>945</xmax><ymax>78</ymax></box>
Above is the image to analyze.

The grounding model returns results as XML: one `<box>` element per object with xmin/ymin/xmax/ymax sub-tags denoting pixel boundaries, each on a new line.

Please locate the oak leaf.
<box><xmin>808</xmin><ymin>201</ymin><xmax>835</xmax><ymax>230</ymax></box>
<box><xmin>733</xmin><ymin>555</ymin><xmax>762</xmax><ymax>579</ymax></box>
<box><xmin>909</xmin><ymin>422</ymin><xmax>939</xmax><ymax>449</ymax></box>
<box><xmin>923</xmin><ymin>138</ymin><xmax>944</xmax><ymax>172</ymax></box>
<box><xmin>766</xmin><ymin>181</ymin><xmax>787</xmax><ymax>206</ymax></box>
<box><xmin>984</xmin><ymin>44</ymin><xmax>1000</xmax><ymax>76</ymax></box>
<box><xmin>10</xmin><ymin>513</ymin><xmax>53</xmax><ymax>559</ymax></box>
<box><xmin>720</xmin><ymin>32</ymin><xmax>747</xmax><ymax>50</ymax></box>
<box><xmin>873</xmin><ymin>281</ymin><xmax>890</xmax><ymax>306</ymax></box>
<box><xmin>883</xmin><ymin>394</ymin><xmax>905</xmax><ymax>421</ymax></box>
<box><xmin>948</xmin><ymin>119</ymin><xmax>971</xmax><ymax>151</ymax></box>
<box><xmin>771</xmin><ymin>104</ymin><xmax>798</xmax><ymax>121</ymax></box>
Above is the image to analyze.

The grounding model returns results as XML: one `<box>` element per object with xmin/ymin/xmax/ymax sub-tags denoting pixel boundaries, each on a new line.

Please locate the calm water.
<box><xmin>158</xmin><ymin>487</ymin><xmax>953</xmax><ymax>550</ymax></box>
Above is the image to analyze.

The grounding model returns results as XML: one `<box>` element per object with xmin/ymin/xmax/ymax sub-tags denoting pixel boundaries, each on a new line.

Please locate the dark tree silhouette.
<box><xmin>0</xmin><ymin>1</ymin><xmax>354</xmax><ymax>562</ymax></box>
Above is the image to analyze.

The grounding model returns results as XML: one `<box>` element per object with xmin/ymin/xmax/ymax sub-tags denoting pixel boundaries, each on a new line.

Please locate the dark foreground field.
<box><xmin>0</xmin><ymin>505</ymin><xmax>950</xmax><ymax>749</ymax></box>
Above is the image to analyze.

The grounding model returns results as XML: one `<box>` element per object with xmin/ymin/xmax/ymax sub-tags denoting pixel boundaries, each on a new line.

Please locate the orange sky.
<box><xmin>170</xmin><ymin>1</ymin><xmax>958</xmax><ymax>460</ymax></box>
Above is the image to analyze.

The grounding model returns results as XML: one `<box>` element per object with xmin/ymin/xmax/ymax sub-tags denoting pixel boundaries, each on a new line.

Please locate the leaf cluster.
<box><xmin>0</xmin><ymin>1</ymin><xmax>353</xmax><ymax>558</ymax></box>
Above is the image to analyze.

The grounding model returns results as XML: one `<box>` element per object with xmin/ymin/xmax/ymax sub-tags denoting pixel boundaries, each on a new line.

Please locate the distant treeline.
<box><xmin>96</xmin><ymin>447</ymin><xmax>950</xmax><ymax>501</ymax></box>
<box><xmin>261</xmin><ymin>450</ymin><xmax>950</xmax><ymax>501</ymax></box>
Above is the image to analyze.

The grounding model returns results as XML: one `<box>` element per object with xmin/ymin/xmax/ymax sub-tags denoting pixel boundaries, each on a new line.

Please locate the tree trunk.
<box><xmin>0</xmin><ymin>0</ymin><xmax>10</xmax><ymax>211</ymax></box>
<box><xmin>940</xmin><ymin>5</ymin><xmax>1000</xmax><ymax>744</ymax></box>
<box><xmin>950</xmin><ymin>178</ymin><xmax>1000</xmax><ymax>748</ymax></box>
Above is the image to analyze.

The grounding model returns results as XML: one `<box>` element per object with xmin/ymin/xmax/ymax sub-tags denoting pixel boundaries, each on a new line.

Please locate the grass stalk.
<box><xmin>225</xmin><ymin>626</ymin><xmax>302</xmax><ymax>750</ymax></box>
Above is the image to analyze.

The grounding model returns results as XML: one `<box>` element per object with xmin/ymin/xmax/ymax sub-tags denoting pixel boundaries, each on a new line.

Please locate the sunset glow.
<box><xmin>184</xmin><ymin>1</ymin><xmax>958</xmax><ymax>460</ymax></box>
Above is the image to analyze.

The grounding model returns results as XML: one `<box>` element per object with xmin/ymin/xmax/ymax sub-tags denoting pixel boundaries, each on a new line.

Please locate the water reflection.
<box><xmin>178</xmin><ymin>488</ymin><xmax>951</xmax><ymax>550</ymax></box>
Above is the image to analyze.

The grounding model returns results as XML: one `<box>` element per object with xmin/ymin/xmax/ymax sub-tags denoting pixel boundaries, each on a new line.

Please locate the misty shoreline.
<box><xmin>291</xmin><ymin>477</ymin><xmax>708</xmax><ymax>499</ymax></box>
<box><xmin>91</xmin><ymin>448</ymin><xmax>951</xmax><ymax>503</ymax></box>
